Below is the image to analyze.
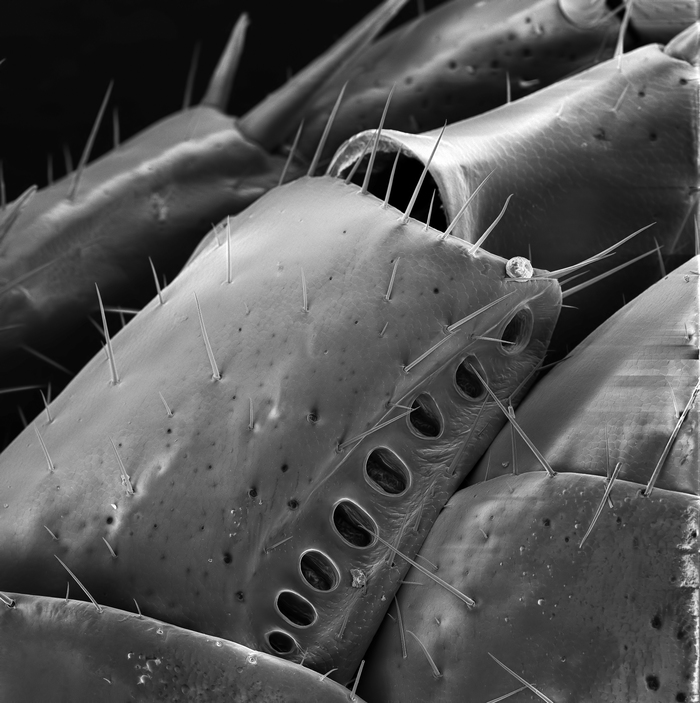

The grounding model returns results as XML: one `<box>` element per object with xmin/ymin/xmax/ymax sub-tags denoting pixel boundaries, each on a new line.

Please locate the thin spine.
<box><xmin>248</xmin><ymin>398</ymin><xmax>255</xmax><ymax>430</ymax></box>
<box><xmin>112</xmin><ymin>108</ymin><xmax>120</xmax><ymax>149</ymax></box>
<box><xmin>562</xmin><ymin>247</ymin><xmax>660</xmax><ymax>298</ymax></box>
<box><xmin>475</xmin><ymin>336</ymin><xmax>516</xmax><ymax>344</ymax></box>
<box><xmin>388</xmin><ymin>512</ymin><xmax>410</xmax><ymax>566</ymax></box>
<box><xmin>401</xmin><ymin>123</ymin><xmax>447</xmax><ymax>224</ymax></box>
<box><xmin>446</xmin><ymin>291</ymin><xmax>515</xmax><ymax>333</ymax></box>
<box><xmin>95</xmin><ymin>284</ymin><xmax>119</xmax><ymax>384</ymax></box>
<box><xmin>439</xmin><ymin>169</ymin><xmax>497</xmax><ymax>240</ymax></box>
<box><xmin>159</xmin><ymin>392</ymin><xmax>174</xmax><ymax>418</ymax></box>
<box><xmin>653</xmin><ymin>237</ymin><xmax>666</xmax><ymax>277</ymax></box>
<box><xmin>505</xmin><ymin>70</ymin><xmax>511</xmax><ymax>103</ymax></box>
<box><xmin>133</xmin><ymin>598</ymin><xmax>142</xmax><ymax>618</ymax></box>
<box><xmin>54</xmin><ymin>556</ymin><xmax>103</xmax><ymax>613</ymax></box>
<box><xmin>319</xmin><ymin>668</ymin><xmax>338</xmax><ymax>682</ymax></box>
<box><xmin>604</xmin><ymin>422</ymin><xmax>614</xmax><ymax>508</ymax></box>
<box><xmin>18</xmin><ymin>406</ymin><xmax>27</xmax><ymax>428</ymax></box>
<box><xmin>423</xmin><ymin>190</ymin><xmax>436</xmax><ymax>231</ymax></box>
<box><xmin>44</xmin><ymin>525</ymin><xmax>58</xmax><ymax>541</ymax></box>
<box><xmin>193</xmin><ymin>292</ymin><xmax>221</xmax><ymax>380</ymax></box>
<box><xmin>487</xmin><ymin>653</ymin><xmax>555</xmax><ymax>703</ymax></box>
<box><xmin>307</xmin><ymin>84</ymin><xmax>347</xmax><ymax>177</ymax></box>
<box><xmin>485</xmin><ymin>687</ymin><xmax>528</xmax><ymax>703</ymax></box>
<box><xmin>109</xmin><ymin>437</ymin><xmax>134</xmax><ymax>496</ymax></box>
<box><xmin>34</xmin><ymin>424</ymin><xmax>55</xmax><ymax>471</ymax></box>
<box><xmin>264</xmin><ymin>535</ymin><xmax>293</xmax><ymax>554</ymax></box>
<box><xmin>69</xmin><ymin>81</ymin><xmax>113</xmax><ymax>201</ymax></box>
<box><xmin>380</xmin><ymin>321</ymin><xmax>389</xmax><ymax>337</ymax></box>
<box><xmin>367</xmin><ymin>529</ymin><xmax>475</xmax><ymax>607</ymax></box>
<box><xmin>47</xmin><ymin>153</ymin><xmax>53</xmax><ymax>185</ymax></box>
<box><xmin>643</xmin><ymin>379</ymin><xmax>700</xmax><ymax>496</ymax></box>
<box><xmin>301</xmin><ymin>268</ymin><xmax>308</xmax><ymax>312</ymax></box>
<box><xmin>470</xmin><ymin>194</ymin><xmax>514</xmax><ymax>255</ymax></box>
<box><xmin>416</xmin><ymin>554</ymin><xmax>438</xmax><ymax>571</ymax></box>
<box><xmin>579</xmin><ymin>462</ymin><xmax>622</xmax><ymax>548</ymax></box>
<box><xmin>278</xmin><ymin>121</ymin><xmax>304</xmax><ymax>186</ymax></box>
<box><xmin>149</xmin><ymin>257</ymin><xmax>164</xmax><ymax>304</ymax></box>
<box><xmin>611</xmin><ymin>84</ymin><xmax>629</xmax><ymax>113</ymax></box>
<box><xmin>182</xmin><ymin>42</ymin><xmax>201</xmax><ymax>110</ymax></box>
<box><xmin>407</xmin><ymin>630</ymin><xmax>442</xmax><ymax>678</ymax></box>
<box><xmin>345</xmin><ymin>140</ymin><xmax>371</xmax><ymax>185</ymax></box>
<box><xmin>338</xmin><ymin>605</ymin><xmax>352</xmax><ymax>639</ymax></box>
<box><xmin>382</xmin><ymin>151</ymin><xmax>401</xmax><ymax>209</ymax></box>
<box><xmin>0</xmin><ymin>184</ymin><xmax>38</xmax><ymax>242</ymax></box>
<box><xmin>509</xmin><ymin>403</ymin><xmax>517</xmax><ymax>475</ymax></box>
<box><xmin>338</xmin><ymin>408</ymin><xmax>414</xmax><ymax>450</ymax></box>
<box><xmin>385</xmin><ymin>258</ymin><xmax>400</xmax><ymax>301</ymax></box>
<box><xmin>0</xmin><ymin>592</ymin><xmax>15</xmax><ymax>608</ymax></box>
<box><xmin>63</xmin><ymin>143</ymin><xmax>73</xmax><ymax>174</ymax></box>
<box><xmin>349</xmin><ymin>660</ymin><xmax>365</xmax><ymax>701</ymax></box>
<box><xmin>0</xmin><ymin>385</ymin><xmax>40</xmax><ymax>396</ymax></box>
<box><xmin>615</xmin><ymin>0</ymin><xmax>634</xmax><ymax>68</ymax></box>
<box><xmin>469</xmin><ymin>364</ymin><xmax>555</xmax><ymax>477</ymax></box>
<box><xmin>226</xmin><ymin>217</ymin><xmax>232</xmax><ymax>284</ymax></box>
<box><xmin>102</xmin><ymin>537</ymin><xmax>117</xmax><ymax>558</ymax></box>
<box><xmin>361</xmin><ymin>84</ymin><xmax>396</xmax><ymax>194</ymax></box>
<box><xmin>667</xmin><ymin>380</ymin><xmax>680</xmax><ymax>418</ymax></box>
<box><xmin>394</xmin><ymin>597</ymin><xmax>408</xmax><ymax>658</ymax></box>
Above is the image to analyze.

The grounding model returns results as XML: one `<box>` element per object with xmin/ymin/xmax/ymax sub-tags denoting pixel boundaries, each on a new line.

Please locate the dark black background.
<box><xmin>0</xmin><ymin>0</ymin><xmax>440</xmax><ymax>200</ymax></box>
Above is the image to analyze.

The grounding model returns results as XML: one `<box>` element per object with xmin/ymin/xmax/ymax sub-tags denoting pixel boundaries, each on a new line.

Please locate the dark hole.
<box><xmin>106</xmin><ymin>517</ymin><xmax>113</xmax><ymax>524</ymax></box>
<box><xmin>337</xmin><ymin>150</ymin><xmax>448</xmax><ymax>231</ymax></box>
<box><xmin>649</xmin><ymin>132</ymin><xmax>658</xmax><ymax>141</ymax></box>
<box><xmin>409</xmin><ymin>394</ymin><xmax>442</xmax><ymax>437</ymax></box>
<box><xmin>332</xmin><ymin>501</ymin><xmax>375</xmax><ymax>547</ymax></box>
<box><xmin>288</xmin><ymin>499</ymin><xmax>298</xmax><ymax>510</ymax></box>
<box><xmin>677</xmin><ymin>628</ymin><xmax>687</xmax><ymax>640</ymax></box>
<box><xmin>448</xmin><ymin>60</ymin><xmax>458</xmax><ymax>70</ymax></box>
<box><xmin>236</xmin><ymin>591</ymin><xmax>245</xmax><ymax>601</ymax></box>
<box><xmin>677</xmin><ymin>692</ymin><xmax>687</xmax><ymax>701</ymax></box>
<box><xmin>366</xmin><ymin>448</ymin><xmax>409</xmax><ymax>494</ymax></box>
<box><xmin>281</xmin><ymin>464</ymin><xmax>289</xmax><ymax>473</ymax></box>
<box><xmin>646</xmin><ymin>675</ymin><xmax>660</xmax><ymax>691</ymax></box>
<box><xmin>267</xmin><ymin>631</ymin><xmax>296</xmax><ymax>654</ymax></box>
<box><xmin>300</xmin><ymin>551</ymin><xmax>339</xmax><ymax>591</ymax></box>
<box><xmin>501</xmin><ymin>308</ymin><xmax>532</xmax><ymax>351</ymax></box>
<box><xmin>564</xmin><ymin>536</ymin><xmax>570</xmax><ymax>543</ymax></box>
<box><xmin>276</xmin><ymin>591</ymin><xmax>317</xmax><ymax>627</ymax></box>
<box><xmin>651</xmin><ymin>615</ymin><xmax>662</xmax><ymax>629</ymax></box>
<box><xmin>543</xmin><ymin>518</ymin><xmax>550</xmax><ymax>527</ymax></box>
<box><xmin>307</xmin><ymin>412</ymin><xmax>318</xmax><ymax>423</ymax></box>
<box><xmin>680</xmin><ymin>78</ymin><xmax>688</xmax><ymax>85</ymax></box>
<box><xmin>638</xmin><ymin>90</ymin><xmax>646</xmax><ymax>97</ymax></box>
<box><xmin>455</xmin><ymin>358</ymin><xmax>485</xmax><ymax>399</ymax></box>
<box><xmin>248</xmin><ymin>487</ymin><xmax>257</xmax><ymax>498</ymax></box>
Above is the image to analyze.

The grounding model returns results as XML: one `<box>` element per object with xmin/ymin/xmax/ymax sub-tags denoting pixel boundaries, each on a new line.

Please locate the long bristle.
<box><xmin>54</xmin><ymin>556</ymin><xmax>103</xmax><ymax>613</ymax></box>
<box><xmin>361</xmin><ymin>84</ymin><xmax>396</xmax><ymax>194</ymax></box>
<box><xmin>95</xmin><ymin>284</ymin><xmax>120</xmax><ymax>384</ymax></box>
<box><xmin>102</xmin><ymin>536</ymin><xmax>118</xmax><ymax>558</ymax></box>
<box><xmin>112</xmin><ymin>108</ymin><xmax>120</xmax><ymax>149</ymax></box>
<box><xmin>423</xmin><ymin>190</ymin><xmax>436</xmax><ymax>231</ymax></box>
<box><xmin>308</xmin><ymin>84</ymin><xmax>347</xmax><ymax>177</ymax></box>
<box><xmin>34</xmin><ymin>424</ymin><xmax>55</xmax><ymax>472</ymax></box>
<box><xmin>446</xmin><ymin>291</ymin><xmax>515</xmax><ymax>334</ymax></box>
<box><xmin>69</xmin><ymin>81</ymin><xmax>113</xmax><ymax>201</ymax></box>
<box><xmin>110</xmin><ymin>437</ymin><xmax>134</xmax><ymax>496</ymax></box>
<box><xmin>579</xmin><ymin>461</ymin><xmax>622</xmax><ymax>548</ymax></box>
<box><xmin>470</xmin><ymin>194</ymin><xmax>514</xmax><ymax>255</ymax></box>
<box><xmin>0</xmin><ymin>592</ymin><xmax>15</xmax><ymax>608</ymax></box>
<box><xmin>350</xmin><ymin>660</ymin><xmax>366</xmax><ymax>701</ymax></box>
<box><xmin>382</xmin><ymin>151</ymin><xmax>401</xmax><ymax>209</ymax></box>
<box><xmin>193</xmin><ymin>292</ymin><xmax>221</xmax><ymax>380</ymax></box>
<box><xmin>407</xmin><ymin>631</ymin><xmax>442</xmax><ymax>678</ymax></box>
<box><xmin>615</xmin><ymin>0</ymin><xmax>634</xmax><ymax>68</ymax></box>
<box><xmin>0</xmin><ymin>184</ymin><xmax>38</xmax><ymax>243</ymax></box>
<box><xmin>47</xmin><ymin>153</ymin><xmax>54</xmax><ymax>185</ymax></box>
<box><xmin>63</xmin><ymin>143</ymin><xmax>73</xmax><ymax>175</ymax></box>
<box><xmin>338</xmin><ymin>408</ymin><xmax>414</xmax><ymax>450</ymax></box>
<box><xmin>344</xmin><ymin>140</ymin><xmax>371</xmax><ymax>185</ymax></box>
<box><xmin>149</xmin><ymin>257</ymin><xmax>164</xmax><ymax>305</ymax></box>
<box><xmin>401</xmin><ymin>123</ymin><xmax>447</xmax><ymax>224</ymax></box>
<box><xmin>469</xmin><ymin>363</ymin><xmax>555</xmax><ymax>477</ymax></box>
<box><xmin>182</xmin><ymin>42</ymin><xmax>201</xmax><ymax>110</ymax></box>
<box><xmin>301</xmin><ymin>267</ymin><xmax>309</xmax><ymax>312</ymax></box>
<box><xmin>159</xmin><ymin>392</ymin><xmax>174</xmax><ymax>418</ymax></box>
<box><xmin>487</xmin><ymin>653</ymin><xmax>555</xmax><ymax>703</ymax></box>
<box><xmin>44</xmin><ymin>525</ymin><xmax>58</xmax><ymax>541</ymax></box>
<box><xmin>394</xmin><ymin>597</ymin><xmax>408</xmax><ymax>658</ymax></box>
<box><xmin>278</xmin><ymin>120</ymin><xmax>304</xmax><ymax>187</ymax></box>
<box><xmin>440</xmin><ymin>169</ymin><xmax>496</xmax><ymax>240</ymax></box>
<box><xmin>384</xmin><ymin>258</ymin><xmax>400</xmax><ymax>301</ymax></box>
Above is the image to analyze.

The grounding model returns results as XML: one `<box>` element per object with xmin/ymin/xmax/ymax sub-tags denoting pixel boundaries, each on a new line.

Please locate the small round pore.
<box><xmin>500</xmin><ymin>307</ymin><xmax>533</xmax><ymax>353</ymax></box>
<box><xmin>275</xmin><ymin>591</ymin><xmax>317</xmax><ymax>628</ymax></box>
<box><xmin>300</xmin><ymin>550</ymin><xmax>340</xmax><ymax>592</ymax></box>
<box><xmin>332</xmin><ymin>500</ymin><xmax>377</xmax><ymax>548</ymax></box>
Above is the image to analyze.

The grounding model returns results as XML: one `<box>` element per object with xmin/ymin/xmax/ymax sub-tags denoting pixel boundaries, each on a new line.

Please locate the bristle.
<box><xmin>439</xmin><ymin>169</ymin><xmax>496</xmax><ymax>240</ymax></box>
<box><xmin>508</xmin><ymin>403</ymin><xmax>517</xmax><ymax>475</ymax></box>
<box><xmin>149</xmin><ymin>257</ymin><xmax>164</xmax><ymax>304</ymax></box>
<box><xmin>579</xmin><ymin>462</ymin><xmax>622</xmax><ymax>548</ymax></box>
<box><xmin>385</xmin><ymin>257</ymin><xmax>401</xmax><ymax>301</ymax></box>
<box><xmin>549</xmin><ymin>223</ymin><xmax>655</xmax><ymax>278</ymax></box>
<box><xmin>133</xmin><ymin>598</ymin><xmax>142</xmax><ymax>618</ymax></box>
<box><xmin>43</xmin><ymin>525</ymin><xmax>58</xmax><ymax>541</ymax></box>
<box><xmin>47</xmin><ymin>153</ymin><xmax>53</xmax><ymax>185</ymax></box>
<box><xmin>103</xmin><ymin>307</ymin><xmax>139</xmax><ymax>316</ymax></box>
<box><xmin>158</xmin><ymin>391</ymin><xmax>174</xmax><ymax>418</ymax></box>
<box><xmin>562</xmin><ymin>248</ymin><xmax>658</xmax><ymax>298</ymax></box>
<box><xmin>338</xmin><ymin>408</ymin><xmax>415</xmax><ymax>450</ymax></box>
<box><xmin>34</xmin><ymin>424</ymin><xmax>55</xmax><ymax>472</ymax></box>
<box><xmin>54</xmin><ymin>555</ymin><xmax>103</xmax><ymax>613</ymax></box>
<box><xmin>448</xmin><ymin>398</ymin><xmax>487</xmax><ymax>475</ymax></box>
<box><xmin>0</xmin><ymin>385</ymin><xmax>40</xmax><ymax>396</ymax></box>
<box><xmin>193</xmin><ymin>292</ymin><xmax>221</xmax><ymax>380</ymax></box>
<box><xmin>63</xmin><ymin>143</ymin><xmax>73</xmax><ymax>175</ymax></box>
<box><xmin>319</xmin><ymin>668</ymin><xmax>338</xmax><ymax>682</ymax></box>
<box><xmin>470</xmin><ymin>194</ymin><xmax>514</xmax><ymax>255</ymax></box>
<box><xmin>380</xmin><ymin>321</ymin><xmax>389</xmax><ymax>337</ymax></box>
<box><xmin>308</xmin><ymin>84</ymin><xmax>347</xmax><ymax>177</ymax></box>
<box><xmin>611</xmin><ymin>84</ymin><xmax>629</xmax><ymax>113</ymax></box>
<box><xmin>0</xmin><ymin>184</ymin><xmax>38</xmax><ymax>243</ymax></box>
<box><xmin>345</xmin><ymin>140</ymin><xmax>371</xmax><ymax>185</ymax></box>
<box><xmin>69</xmin><ymin>81</ymin><xmax>113</xmax><ymax>201</ymax></box>
<box><xmin>17</xmin><ymin>406</ymin><xmax>27</xmax><ymax>428</ymax></box>
<box><xmin>446</xmin><ymin>291</ymin><xmax>515</xmax><ymax>333</ymax></box>
<box><xmin>469</xmin><ymin>363</ymin><xmax>556</xmax><ymax>477</ymax></box>
<box><xmin>653</xmin><ymin>237</ymin><xmax>666</xmax><ymax>277</ymax></box>
<box><xmin>278</xmin><ymin>121</ymin><xmax>304</xmax><ymax>187</ymax></box>
<box><xmin>226</xmin><ymin>217</ymin><xmax>232</xmax><ymax>284</ymax></box>
<box><xmin>361</xmin><ymin>84</ymin><xmax>396</xmax><ymax>194</ymax></box>
<box><xmin>485</xmin><ymin>687</ymin><xmax>528</xmax><ymax>703</ymax></box>
<box><xmin>394</xmin><ymin>597</ymin><xmax>408</xmax><ymax>658</ymax></box>
<box><xmin>301</xmin><ymin>267</ymin><xmax>309</xmax><ymax>312</ymax></box>
<box><xmin>416</xmin><ymin>554</ymin><xmax>439</xmax><ymax>571</ymax></box>
<box><xmin>39</xmin><ymin>388</ymin><xmax>52</xmax><ymax>423</ymax></box>
<box><xmin>382</xmin><ymin>151</ymin><xmax>401</xmax><ymax>209</ymax></box>
<box><xmin>248</xmin><ymin>397</ymin><xmax>255</xmax><ymax>430</ymax></box>
<box><xmin>102</xmin><ymin>536</ymin><xmax>118</xmax><ymax>558</ymax></box>
<box><xmin>109</xmin><ymin>437</ymin><xmax>134</xmax><ymax>496</ymax></box>
<box><xmin>404</xmin><ymin>336</ymin><xmax>454</xmax><ymax>373</ymax></box>
<box><xmin>182</xmin><ymin>42</ymin><xmax>201</xmax><ymax>110</ymax></box>
<box><xmin>407</xmin><ymin>631</ymin><xmax>442</xmax><ymax>678</ymax></box>
<box><xmin>388</xmin><ymin>512</ymin><xmax>410</xmax><ymax>566</ymax></box>
<box><xmin>401</xmin><ymin>122</ymin><xmax>447</xmax><ymax>225</ymax></box>
<box><xmin>643</xmin><ymin>379</ymin><xmax>700</xmax><ymax>496</ymax></box>
<box><xmin>474</xmin><ymin>336</ymin><xmax>516</xmax><ymax>345</ymax></box>
<box><xmin>487</xmin><ymin>653</ymin><xmax>555</xmax><ymax>703</ymax></box>
<box><xmin>615</xmin><ymin>0</ymin><xmax>634</xmax><ymax>68</ymax></box>
<box><xmin>505</xmin><ymin>70</ymin><xmax>511</xmax><ymax>104</ymax></box>
<box><xmin>667</xmin><ymin>380</ymin><xmax>681</xmax><ymax>419</ymax></box>
<box><xmin>423</xmin><ymin>190</ymin><xmax>436</xmax><ymax>231</ymax></box>
<box><xmin>95</xmin><ymin>284</ymin><xmax>120</xmax><ymax>385</ymax></box>
<box><xmin>367</xmin><ymin>529</ymin><xmax>475</xmax><ymax>607</ymax></box>
<box><xmin>338</xmin><ymin>604</ymin><xmax>352</xmax><ymax>639</ymax></box>
<box><xmin>350</xmin><ymin>660</ymin><xmax>365</xmax><ymax>701</ymax></box>
<box><xmin>264</xmin><ymin>535</ymin><xmax>293</xmax><ymax>554</ymax></box>
<box><xmin>65</xmin><ymin>582</ymin><xmax>70</xmax><ymax>601</ymax></box>
<box><xmin>112</xmin><ymin>108</ymin><xmax>120</xmax><ymax>149</ymax></box>
<box><xmin>0</xmin><ymin>592</ymin><xmax>15</xmax><ymax>608</ymax></box>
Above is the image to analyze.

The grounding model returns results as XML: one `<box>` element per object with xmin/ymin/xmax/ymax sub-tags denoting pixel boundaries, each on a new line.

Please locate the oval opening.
<box><xmin>365</xmin><ymin>448</ymin><xmax>410</xmax><ymax>495</ymax></box>
<box><xmin>266</xmin><ymin>630</ymin><xmax>298</xmax><ymax>655</ymax></box>
<box><xmin>275</xmin><ymin>591</ymin><xmax>317</xmax><ymax>628</ymax></box>
<box><xmin>300</xmin><ymin>550</ymin><xmax>340</xmax><ymax>592</ymax></box>
<box><xmin>455</xmin><ymin>357</ymin><xmax>486</xmax><ymax>400</ymax></box>
<box><xmin>408</xmin><ymin>394</ymin><xmax>443</xmax><ymax>438</ymax></box>
<box><xmin>500</xmin><ymin>307</ymin><xmax>533</xmax><ymax>354</ymax></box>
<box><xmin>332</xmin><ymin>501</ymin><xmax>377</xmax><ymax>548</ymax></box>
